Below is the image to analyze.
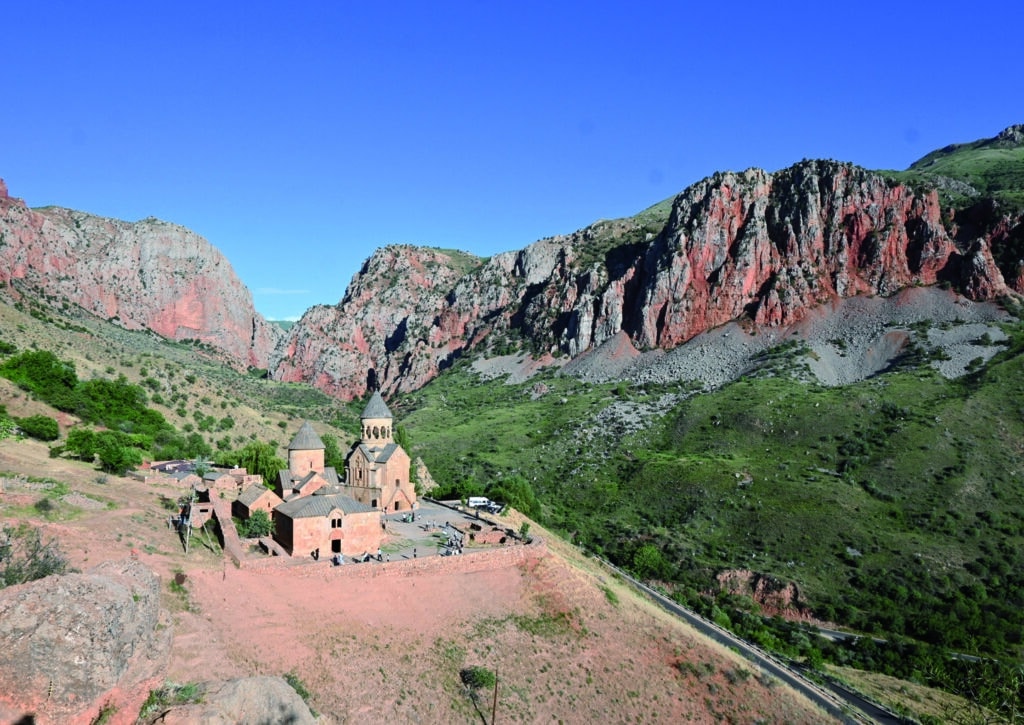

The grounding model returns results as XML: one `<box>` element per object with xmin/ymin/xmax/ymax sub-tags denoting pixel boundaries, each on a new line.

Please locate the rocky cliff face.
<box><xmin>271</xmin><ymin>245</ymin><xmax>486</xmax><ymax>396</ymax></box>
<box><xmin>0</xmin><ymin>180</ymin><xmax>281</xmax><ymax>367</ymax></box>
<box><xmin>271</xmin><ymin>160</ymin><xmax>1022</xmax><ymax>399</ymax></box>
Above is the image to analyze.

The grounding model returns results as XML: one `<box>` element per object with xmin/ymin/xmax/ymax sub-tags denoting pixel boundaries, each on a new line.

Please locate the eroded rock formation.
<box><xmin>0</xmin><ymin>182</ymin><xmax>281</xmax><ymax>367</ymax></box>
<box><xmin>0</xmin><ymin>557</ymin><xmax>170</xmax><ymax>725</ymax></box>
<box><xmin>270</xmin><ymin>161</ymin><xmax>1021</xmax><ymax>399</ymax></box>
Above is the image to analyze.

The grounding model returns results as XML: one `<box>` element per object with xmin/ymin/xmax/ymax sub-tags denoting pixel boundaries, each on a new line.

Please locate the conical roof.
<box><xmin>288</xmin><ymin>421</ymin><xmax>325</xmax><ymax>451</ymax></box>
<box><xmin>361</xmin><ymin>390</ymin><xmax>393</xmax><ymax>420</ymax></box>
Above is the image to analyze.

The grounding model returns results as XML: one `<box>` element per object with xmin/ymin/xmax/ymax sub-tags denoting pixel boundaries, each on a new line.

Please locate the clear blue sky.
<box><xmin>3</xmin><ymin>2</ymin><xmax>1022</xmax><ymax>320</ymax></box>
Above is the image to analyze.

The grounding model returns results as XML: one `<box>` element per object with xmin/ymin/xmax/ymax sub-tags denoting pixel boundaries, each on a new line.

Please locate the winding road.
<box><xmin>594</xmin><ymin>557</ymin><xmax>908</xmax><ymax>725</ymax></box>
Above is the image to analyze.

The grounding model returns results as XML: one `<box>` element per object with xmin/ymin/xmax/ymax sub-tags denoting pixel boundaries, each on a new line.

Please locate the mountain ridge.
<box><xmin>0</xmin><ymin>180</ymin><xmax>282</xmax><ymax>368</ymax></box>
<box><xmin>270</xmin><ymin>150</ymin><xmax>1023</xmax><ymax>400</ymax></box>
<box><xmin>2</xmin><ymin>126</ymin><xmax>1022</xmax><ymax>398</ymax></box>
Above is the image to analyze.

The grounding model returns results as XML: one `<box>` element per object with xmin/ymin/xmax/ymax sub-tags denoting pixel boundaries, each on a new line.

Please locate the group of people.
<box><xmin>444</xmin><ymin>523</ymin><xmax>464</xmax><ymax>555</ymax></box>
<box><xmin>330</xmin><ymin>548</ymin><xmax>388</xmax><ymax>566</ymax></box>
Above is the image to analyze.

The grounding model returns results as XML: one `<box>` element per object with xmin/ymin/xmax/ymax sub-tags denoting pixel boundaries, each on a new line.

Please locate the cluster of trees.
<box><xmin>213</xmin><ymin>441</ymin><xmax>285</xmax><ymax>484</ymax></box>
<box><xmin>0</xmin><ymin>350</ymin><xmax>167</xmax><ymax>435</ymax></box>
<box><xmin>431</xmin><ymin>473</ymin><xmax>540</xmax><ymax>519</ymax></box>
<box><xmin>59</xmin><ymin>428</ymin><xmax>146</xmax><ymax>473</ymax></box>
<box><xmin>0</xmin><ymin>350</ymin><xmax>217</xmax><ymax>471</ymax></box>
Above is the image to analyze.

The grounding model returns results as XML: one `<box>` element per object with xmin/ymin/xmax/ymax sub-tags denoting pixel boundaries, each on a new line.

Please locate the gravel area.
<box><xmin>477</xmin><ymin>288</ymin><xmax>1012</xmax><ymax>390</ymax></box>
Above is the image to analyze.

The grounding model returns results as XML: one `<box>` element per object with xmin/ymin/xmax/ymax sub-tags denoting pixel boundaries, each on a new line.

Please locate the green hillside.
<box><xmin>887</xmin><ymin>124</ymin><xmax>1024</xmax><ymax>212</ymax></box>
<box><xmin>396</xmin><ymin>305</ymin><xmax>1024</xmax><ymax>715</ymax></box>
<box><xmin>402</xmin><ymin>318</ymin><xmax>1024</xmax><ymax>652</ymax></box>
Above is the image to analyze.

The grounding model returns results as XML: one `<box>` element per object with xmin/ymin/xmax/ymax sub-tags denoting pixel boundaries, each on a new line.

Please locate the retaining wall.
<box><xmin>238</xmin><ymin>537</ymin><xmax>546</xmax><ymax>578</ymax></box>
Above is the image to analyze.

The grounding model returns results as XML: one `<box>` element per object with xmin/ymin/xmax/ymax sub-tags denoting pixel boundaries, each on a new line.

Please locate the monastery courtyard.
<box><xmin>325</xmin><ymin>499</ymin><xmax>510</xmax><ymax>565</ymax></box>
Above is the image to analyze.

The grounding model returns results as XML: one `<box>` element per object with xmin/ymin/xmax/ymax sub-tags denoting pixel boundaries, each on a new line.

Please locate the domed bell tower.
<box><xmin>361</xmin><ymin>391</ymin><xmax>393</xmax><ymax>445</ymax></box>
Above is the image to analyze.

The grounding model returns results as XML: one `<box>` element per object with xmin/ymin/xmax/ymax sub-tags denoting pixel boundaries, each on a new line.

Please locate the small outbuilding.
<box><xmin>232</xmin><ymin>483</ymin><xmax>282</xmax><ymax>523</ymax></box>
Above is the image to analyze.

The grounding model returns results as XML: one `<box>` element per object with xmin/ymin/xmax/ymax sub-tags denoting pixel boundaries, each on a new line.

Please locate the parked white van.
<box><xmin>467</xmin><ymin>496</ymin><xmax>491</xmax><ymax>508</ymax></box>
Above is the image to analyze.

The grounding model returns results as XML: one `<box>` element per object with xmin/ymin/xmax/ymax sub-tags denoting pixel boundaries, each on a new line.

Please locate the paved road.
<box><xmin>814</xmin><ymin>625</ymin><xmax>986</xmax><ymax>663</ymax></box>
<box><xmin>594</xmin><ymin>557</ymin><xmax>908</xmax><ymax>725</ymax></box>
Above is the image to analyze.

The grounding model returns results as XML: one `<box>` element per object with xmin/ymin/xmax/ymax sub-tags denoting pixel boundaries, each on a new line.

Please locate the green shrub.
<box><xmin>0</xmin><ymin>523</ymin><xmax>68</xmax><ymax>588</ymax></box>
<box><xmin>138</xmin><ymin>682</ymin><xmax>202</xmax><ymax>719</ymax></box>
<box><xmin>16</xmin><ymin>415</ymin><xmax>59</xmax><ymax>441</ymax></box>
<box><xmin>460</xmin><ymin>665</ymin><xmax>496</xmax><ymax>690</ymax></box>
<box><xmin>236</xmin><ymin>509</ymin><xmax>273</xmax><ymax>538</ymax></box>
<box><xmin>283</xmin><ymin>671</ymin><xmax>316</xmax><ymax>715</ymax></box>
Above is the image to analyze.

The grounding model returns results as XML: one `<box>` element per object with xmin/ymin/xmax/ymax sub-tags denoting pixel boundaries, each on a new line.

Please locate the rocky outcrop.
<box><xmin>271</xmin><ymin>245</ymin><xmax>486</xmax><ymax>397</ymax></box>
<box><xmin>0</xmin><ymin>557</ymin><xmax>171</xmax><ymax>725</ymax></box>
<box><xmin>716</xmin><ymin>569</ymin><xmax>812</xmax><ymax>621</ymax></box>
<box><xmin>415</xmin><ymin>456</ymin><xmax>439</xmax><ymax>493</ymax></box>
<box><xmin>0</xmin><ymin>182</ymin><xmax>281</xmax><ymax>367</ymax></box>
<box><xmin>147</xmin><ymin>676</ymin><xmax>316</xmax><ymax>725</ymax></box>
<box><xmin>271</xmin><ymin>160</ymin><xmax>1017</xmax><ymax>399</ymax></box>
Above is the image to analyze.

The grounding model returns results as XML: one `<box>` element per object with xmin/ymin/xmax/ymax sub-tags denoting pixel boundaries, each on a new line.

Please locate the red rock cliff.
<box><xmin>271</xmin><ymin>160</ymin><xmax>1018</xmax><ymax>399</ymax></box>
<box><xmin>0</xmin><ymin>184</ymin><xmax>281</xmax><ymax>367</ymax></box>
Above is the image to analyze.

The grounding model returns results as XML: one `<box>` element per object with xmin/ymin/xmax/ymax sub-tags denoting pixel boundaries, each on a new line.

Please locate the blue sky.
<box><xmin>3</xmin><ymin>2</ymin><xmax>1022</xmax><ymax>320</ymax></box>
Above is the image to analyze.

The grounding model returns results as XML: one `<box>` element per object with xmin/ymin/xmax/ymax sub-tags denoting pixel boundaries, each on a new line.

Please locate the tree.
<box><xmin>240</xmin><ymin>509</ymin><xmax>273</xmax><ymax>538</ymax></box>
<box><xmin>0</xmin><ymin>350</ymin><xmax>78</xmax><ymax>410</ymax></box>
<box><xmin>220</xmin><ymin>441</ymin><xmax>285</xmax><ymax>484</ymax></box>
<box><xmin>65</xmin><ymin>427</ymin><xmax>98</xmax><ymax>461</ymax></box>
<box><xmin>632</xmin><ymin>544</ymin><xmax>670</xmax><ymax>580</ymax></box>
<box><xmin>16</xmin><ymin>415</ymin><xmax>59</xmax><ymax>441</ymax></box>
<box><xmin>487</xmin><ymin>475</ymin><xmax>539</xmax><ymax>518</ymax></box>
<box><xmin>95</xmin><ymin>431</ymin><xmax>144</xmax><ymax>474</ymax></box>
<box><xmin>0</xmin><ymin>523</ymin><xmax>68</xmax><ymax>588</ymax></box>
<box><xmin>321</xmin><ymin>433</ymin><xmax>345</xmax><ymax>471</ymax></box>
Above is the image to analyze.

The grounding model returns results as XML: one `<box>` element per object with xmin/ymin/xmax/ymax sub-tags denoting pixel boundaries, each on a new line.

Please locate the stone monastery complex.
<box><xmin>232</xmin><ymin>391</ymin><xmax>416</xmax><ymax>558</ymax></box>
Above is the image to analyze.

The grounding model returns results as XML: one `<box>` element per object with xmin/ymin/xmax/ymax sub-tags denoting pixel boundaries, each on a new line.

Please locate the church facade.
<box><xmin>344</xmin><ymin>391</ymin><xmax>417</xmax><ymax>513</ymax></box>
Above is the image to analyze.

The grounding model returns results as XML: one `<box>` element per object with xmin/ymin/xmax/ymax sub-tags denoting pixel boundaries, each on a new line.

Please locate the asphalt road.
<box><xmin>594</xmin><ymin>557</ymin><xmax>909</xmax><ymax>725</ymax></box>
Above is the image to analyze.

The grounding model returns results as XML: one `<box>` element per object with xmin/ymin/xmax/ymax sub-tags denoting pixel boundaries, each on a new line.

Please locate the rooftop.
<box><xmin>288</xmin><ymin>421</ymin><xmax>326</xmax><ymax>451</ymax></box>
<box><xmin>361</xmin><ymin>391</ymin><xmax>393</xmax><ymax>420</ymax></box>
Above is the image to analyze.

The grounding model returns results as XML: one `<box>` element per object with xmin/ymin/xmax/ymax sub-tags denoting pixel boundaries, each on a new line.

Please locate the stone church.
<box><xmin>344</xmin><ymin>391</ymin><xmax>417</xmax><ymax>513</ymax></box>
<box><xmin>233</xmin><ymin>391</ymin><xmax>415</xmax><ymax>558</ymax></box>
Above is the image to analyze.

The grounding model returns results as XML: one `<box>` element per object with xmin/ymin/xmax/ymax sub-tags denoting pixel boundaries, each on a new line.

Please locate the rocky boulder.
<box><xmin>145</xmin><ymin>676</ymin><xmax>316</xmax><ymax>725</ymax></box>
<box><xmin>0</xmin><ymin>557</ymin><xmax>171</xmax><ymax>725</ymax></box>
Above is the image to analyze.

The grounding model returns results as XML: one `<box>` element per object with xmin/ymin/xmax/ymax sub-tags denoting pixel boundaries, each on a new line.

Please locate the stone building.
<box><xmin>344</xmin><ymin>391</ymin><xmax>417</xmax><ymax>513</ymax></box>
<box><xmin>264</xmin><ymin>421</ymin><xmax>383</xmax><ymax>557</ymax></box>
<box><xmin>232</xmin><ymin>484</ymin><xmax>282</xmax><ymax>522</ymax></box>
<box><xmin>232</xmin><ymin>393</ymin><xmax>415</xmax><ymax>558</ymax></box>
<box><xmin>273</xmin><ymin>493</ymin><xmax>380</xmax><ymax>558</ymax></box>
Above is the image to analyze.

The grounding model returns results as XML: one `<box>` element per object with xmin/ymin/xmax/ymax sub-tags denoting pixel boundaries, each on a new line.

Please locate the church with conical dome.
<box><xmin>233</xmin><ymin>391</ymin><xmax>416</xmax><ymax>558</ymax></box>
<box><xmin>344</xmin><ymin>391</ymin><xmax>417</xmax><ymax>513</ymax></box>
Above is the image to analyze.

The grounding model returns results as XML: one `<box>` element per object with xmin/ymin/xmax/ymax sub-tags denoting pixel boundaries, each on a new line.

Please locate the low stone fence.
<box><xmin>211</xmin><ymin>497</ymin><xmax>247</xmax><ymax>565</ymax></box>
<box><xmin>238</xmin><ymin>536</ymin><xmax>546</xmax><ymax>577</ymax></box>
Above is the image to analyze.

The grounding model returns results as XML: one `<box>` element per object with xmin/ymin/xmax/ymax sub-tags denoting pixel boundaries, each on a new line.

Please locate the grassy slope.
<box><xmin>0</xmin><ymin>290</ymin><xmax>364</xmax><ymax>456</ymax></box>
<box><xmin>401</xmin><ymin>317</ymin><xmax>1024</xmax><ymax>661</ymax></box>
<box><xmin>885</xmin><ymin>126</ymin><xmax>1024</xmax><ymax>212</ymax></box>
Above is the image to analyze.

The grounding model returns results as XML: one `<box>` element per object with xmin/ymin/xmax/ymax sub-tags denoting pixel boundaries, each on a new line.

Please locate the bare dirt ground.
<box><xmin>0</xmin><ymin>437</ymin><xmax>838</xmax><ymax>723</ymax></box>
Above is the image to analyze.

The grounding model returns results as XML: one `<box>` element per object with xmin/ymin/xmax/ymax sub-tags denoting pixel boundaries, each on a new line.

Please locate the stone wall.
<box><xmin>240</xmin><ymin>536</ymin><xmax>545</xmax><ymax>576</ymax></box>
<box><xmin>341</xmin><ymin>510</ymin><xmax>383</xmax><ymax>557</ymax></box>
